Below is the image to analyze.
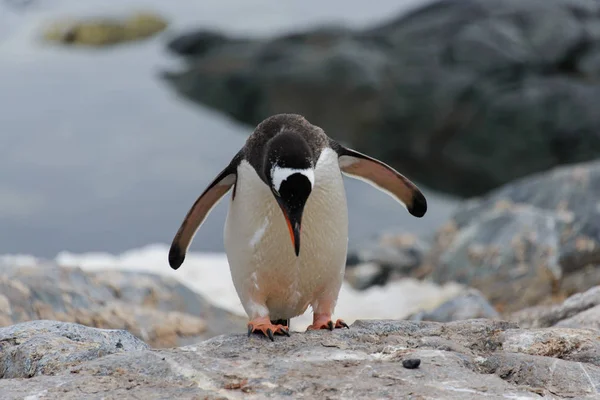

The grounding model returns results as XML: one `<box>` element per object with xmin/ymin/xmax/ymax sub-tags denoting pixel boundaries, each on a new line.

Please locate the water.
<box><xmin>0</xmin><ymin>0</ymin><xmax>455</xmax><ymax>258</ymax></box>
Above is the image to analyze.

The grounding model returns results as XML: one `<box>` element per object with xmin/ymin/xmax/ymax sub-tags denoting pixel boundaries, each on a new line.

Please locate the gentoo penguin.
<box><xmin>168</xmin><ymin>114</ymin><xmax>427</xmax><ymax>340</ymax></box>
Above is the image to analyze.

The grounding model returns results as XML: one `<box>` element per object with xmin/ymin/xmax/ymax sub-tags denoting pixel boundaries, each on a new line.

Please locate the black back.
<box><xmin>243</xmin><ymin>114</ymin><xmax>329</xmax><ymax>185</ymax></box>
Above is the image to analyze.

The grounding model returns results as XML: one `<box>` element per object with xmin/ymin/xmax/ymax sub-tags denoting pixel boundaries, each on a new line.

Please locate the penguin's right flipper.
<box><xmin>330</xmin><ymin>141</ymin><xmax>427</xmax><ymax>218</ymax></box>
<box><xmin>168</xmin><ymin>151</ymin><xmax>242</xmax><ymax>270</ymax></box>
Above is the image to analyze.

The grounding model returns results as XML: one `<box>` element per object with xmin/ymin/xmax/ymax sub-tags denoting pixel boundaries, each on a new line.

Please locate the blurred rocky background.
<box><xmin>162</xmin><ymin>0</ymin><xmax>600</xmax><ymax>197</ymax></box>
<box><xmin>3</xmin><ymin>0</ymin><xmax>600</xmax><ymax>398</ymax></box>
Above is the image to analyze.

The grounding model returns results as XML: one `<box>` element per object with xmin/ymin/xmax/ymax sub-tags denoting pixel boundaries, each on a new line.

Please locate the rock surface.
<box><xmin>422</xmin><ymin>160</ymin><xmax>600</xmax><ymax>313</ymax></box>
<box><xmin>161</xmin><ymin>0</ymin><xmax>600</xmax><ymax>197</ymax></box>
<box><xmin>510</xmin><ymin>285</ymin><xmax>600</xmax><ymax>331</ymax></box>
<box><xmin>346</xmin><ymin>232</ymin><xmax>431</xmax><ymax>290</ymax></box>
<box><xmin>0</xmin><ymin>263</ymin><xmax>246</xmax><ymax>348</ymax></box>
<box><xmin>408</xmin><ymin>288</ymin><xmax>500</xmax><ymax>323</ymax></box>
<box><xmin>41</xmin><ymin>11</ymin><xmax>168</xmax><ymax>47</ymax></box>
<box><xmin>2</xmin><ymin>319</ymin><xmax>600</xmax><ymax>399</ymax></box>
<box><xmin>0</xmin><ymin>320</ymin><xmax>148</xmax><ymax>379</ymax></box>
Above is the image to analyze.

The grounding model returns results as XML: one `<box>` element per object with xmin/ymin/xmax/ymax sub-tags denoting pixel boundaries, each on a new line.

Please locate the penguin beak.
<box><xmin>275</xmin><ymin>197</ymin><xmax>303</xmax><ymax>257</ymax></box>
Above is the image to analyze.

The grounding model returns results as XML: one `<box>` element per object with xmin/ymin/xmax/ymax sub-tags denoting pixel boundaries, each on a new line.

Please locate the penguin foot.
<box><xmin>247</xmin><ymin>317</ymin><xmax>290</xmax><ymax>341</ymax></box>
<box><xmin>306</xmin><ymin>315</ymin><xmax>350</xmax><ymax>331</ymax></box>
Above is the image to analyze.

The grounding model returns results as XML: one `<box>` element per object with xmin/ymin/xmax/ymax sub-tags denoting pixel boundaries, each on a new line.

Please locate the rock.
<box><xmin>510</xmin><ymin>285</ymin><xmax>600</xmax><ymax>331</ymax></box>
<box><xmin>161</xmin><ymin>0</ymin><xmax>600</xmax><ymax>198</ymax></box>
<box><xmin>402</xmin><ymin>358</ymin><xmax>421</xmax><ymax>369</ymax></box>
<box><xmin>557</xmin><ymin>305</ymin><xmax>600</xmax><ymax>332</ymax></box>
<box><xmin>346</xmin><ymin>231</ymin><xmax>431</xmax><ymax>290</ymax></box>
<box><xmin>2</xmin><ymin>319</ymin><xmax>600</xmax><ymax>398</ymax></box>
<box><xmin>423</xmin><ymin>160</ymin><xmax>600</xmax><ymax>312</ymax></box>
<box><xmin>0</xmin><ymin>320</ymin><xmax>148</xmax><ymax>378</ymax></box>
<box><xmin>500</xmin><ymin>327</ymin><xmax>600</xmax><ymax>365</ymax></box>
<box><xmin>0</xmin><ymin>263</ymin><xmax>246</xmax><ymax>347</ymax></box>
<box><xmin>41</xmin><ymin>11</ymin><xmax>168</xmax><ymax>47</ymax></box>
<box><xmin>343</xmin><ymin>262</ymin><xmax>386</xmax><ymax>290</ymax></box>
<box><xmin>408</xmin><ymin>288</ymin><xmax>500</xmax><ymax>322</ymax></box>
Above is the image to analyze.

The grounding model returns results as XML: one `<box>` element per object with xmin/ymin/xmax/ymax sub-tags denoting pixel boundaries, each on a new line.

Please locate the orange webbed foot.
<box><xmin>306</xmin><ymin>315</ymin><xmax>350</xmax><ymax>331</ymax></box>
<box><xmin>247</xmin><ymin>317</ymin><xmax>290</xmax><ymax>341</ymax></box>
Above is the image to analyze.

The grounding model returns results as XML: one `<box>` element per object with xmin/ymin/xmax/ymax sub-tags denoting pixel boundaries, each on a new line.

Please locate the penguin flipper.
<box><xmin>168</xmin><ymin>152</ymin><xmax>242</xmax><ymax>270</ymax></box>
<box><xmin>331</xmin><ymin>142</ymin><xmax>427</xmax><ymax>218</ymax></box>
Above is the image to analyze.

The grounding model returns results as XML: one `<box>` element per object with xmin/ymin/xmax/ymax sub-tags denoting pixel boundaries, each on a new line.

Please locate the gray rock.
<box><xmin>510</xmin><ymin>285</ymin><xmax>600</xmax><ymax>330</ymax></box>
<box><xmin>556</xmin><ymin>305</ymin><xmax>600</xmax><ymax>331</ymax></box>
<box><xmin>408</xmin><ymin>288</ymin><xmax>500</xmax><ymax>322</ymax></box>
<box><xmin>0</xmin><ymin>263</ymin><xmax>246</xmax><ymax>347</ymax></box>
<box><xmin>345</xmin><ymin>231</ymin><xmax>432</xmax><ymax>290</ymax></box>
<box><xmin>0</xmin><ymin>320</ymin><xmax>148</xmax><ymax>378</ymax></box>
<box><xmin>161</xmin><ymin>0</ymin><xmax>600</xmax><ymax>198</ymax></box>
<box><xmin>2</xmin><ymin>319</ymin><xmax>600</xmax><ymax>398</ymax></box>
<box><xmin>343</xmin><ymin>262</ymin><xmax>386</xmax><ymax>290</ymax></box>
<box><xmin>500</xmin><ymin>327</ymin><xmax>600</xmax><ymax>365</ymax></box>
<box><xmin>424</xmin><ymin>160</ymin><xmax>600</xmax><ymax>312</ymax></box>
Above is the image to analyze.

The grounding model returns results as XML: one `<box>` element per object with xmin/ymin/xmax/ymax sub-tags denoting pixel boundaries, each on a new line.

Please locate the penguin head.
<box><xmin>264</xmin><ymin>131</ymin><xmax>315</xmax><ymax>257</ymax></box>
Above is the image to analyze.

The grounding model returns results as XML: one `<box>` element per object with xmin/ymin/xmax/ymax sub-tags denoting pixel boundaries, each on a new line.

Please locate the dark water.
<box><xmin>0</xmin><ymin>0</ymin><xmax>455</xmax><ymax>257</ymax></box>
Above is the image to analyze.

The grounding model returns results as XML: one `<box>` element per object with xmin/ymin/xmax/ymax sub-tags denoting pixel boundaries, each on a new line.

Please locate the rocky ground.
<box><xmin>1</xmin><ymin>260</ymin><xmax>600</xmax><ymax>398</ymax></box>
<box><xmin>2</xmin><ymin>313</ymin><xmax>600</xmax><ymax>399</ymax></box>
<box><xmin>162</xmin><ymin>0</ymin><xmax>600</xmax><ymax>197</ymax></box>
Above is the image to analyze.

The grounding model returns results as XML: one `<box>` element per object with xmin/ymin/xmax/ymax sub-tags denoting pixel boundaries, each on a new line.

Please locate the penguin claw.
<box><xmin>306</xmin><ymin>317</ymin><xmax>350</xmax><ymax>331</ymax></box>
<box><xmin>335</xmin><ymin>319</ymin><xmax>350</xmax><ymax>329</ymax></box>
<box><xmin>247</xmin><ymin>318</ymin><xmax>290</xmax><ymax>341</ymax></box>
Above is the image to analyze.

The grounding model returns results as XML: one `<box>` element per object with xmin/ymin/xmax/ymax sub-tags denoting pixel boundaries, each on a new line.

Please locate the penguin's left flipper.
<box><xmin>331</xmin><ymin>141</ymin><xmax>427</xmax><ymax>218</ymax></box>
<box><xmin>247</xmin><ymin>317</ymin><xmax>290</xmax><ymax>341</ymax></box>
<box><xmin>168</xmin><ymin>151</ymin><xmax>242</xmax><ymax>271</ymax></box>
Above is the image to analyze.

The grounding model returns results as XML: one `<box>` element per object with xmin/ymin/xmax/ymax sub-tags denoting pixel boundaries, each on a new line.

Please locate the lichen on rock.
<box><xmin>41</xmin><ymin>11</ymin><xmax>168</xmax><ymax>47</ymax></box>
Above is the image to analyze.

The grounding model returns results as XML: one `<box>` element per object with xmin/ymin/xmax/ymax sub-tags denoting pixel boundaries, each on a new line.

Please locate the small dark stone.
<box><xmin>402</xmin><ymin>358</ymin><xmax>421</xmax><ymax>369</ymax></box>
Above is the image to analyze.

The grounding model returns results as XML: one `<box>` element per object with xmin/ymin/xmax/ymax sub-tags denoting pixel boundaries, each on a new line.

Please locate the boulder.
<box><xmin>0</xmin><ymin>320</ymin><xmax>147</xmax><ymax>379</ymax></box>
<box><xmin>2</xmin><ymin>319</ymin><xmax>600</xmax><ymax>398</ymax></box>
<box><xmin>407</xmin><ymin>288</ymin><xmax>500</xmax><ymax>322</ymax></box>
<box><xmin>41</xmin><ymin>11</ymin><xmax>168</xmax><ymax>47</ymax></box>
<box><xmin>161</xmin><ymin>0</ymin><xmax>600</xmax><ymax>197</ymax></box>
<box><xmin>345</xmin><ymin>231</ymin><xmax>431</xmax><ymax>290</ymax></box>
<box><xmin>422</xmin><ymin>160</ymin><xmax>600</xmax><ymax>312</ymax></box>
<box><xmin>0</xmin><ymin>263</ymin><xmax>246</xmax><ymax>348</ymax></box>
<box><xmin>510</xmin><ymin>285</ymin><xmax>600</xmax><ymax>331</ymax></box>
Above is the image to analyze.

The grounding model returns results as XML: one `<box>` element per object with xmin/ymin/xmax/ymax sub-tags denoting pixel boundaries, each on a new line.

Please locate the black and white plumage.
<box><xmin>168</xmin><ymin>114</ymin><xmax>427</xmax><ymax>339</ymax></box>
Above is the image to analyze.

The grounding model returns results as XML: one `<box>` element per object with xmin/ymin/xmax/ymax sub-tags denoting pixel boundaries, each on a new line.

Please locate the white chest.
<box><xmin>223</xmin><ymin>148</ymin><xmax>348</xmax><ymax>319</ymax></box>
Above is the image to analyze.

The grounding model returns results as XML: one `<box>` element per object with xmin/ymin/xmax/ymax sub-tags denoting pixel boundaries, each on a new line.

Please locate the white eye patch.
<box><xmin>271</xmin><ymin>166</ymin><xmax>315</xmax><ymax>192</ymax></box>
